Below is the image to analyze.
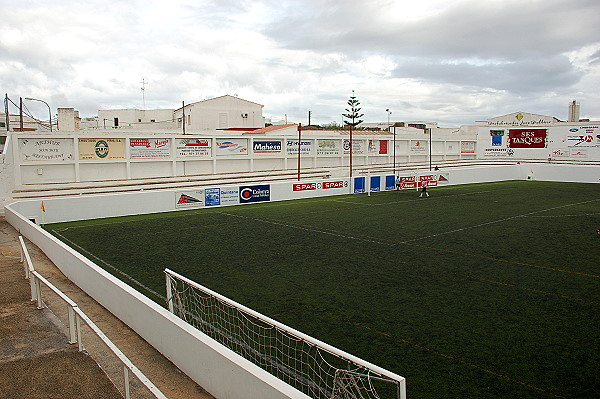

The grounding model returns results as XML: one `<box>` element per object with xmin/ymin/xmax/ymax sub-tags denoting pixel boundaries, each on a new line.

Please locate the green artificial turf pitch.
<box><xmin>47</xmin><ymin>181</ymin><xmax>600</xmax><ymax>399</ymax></box>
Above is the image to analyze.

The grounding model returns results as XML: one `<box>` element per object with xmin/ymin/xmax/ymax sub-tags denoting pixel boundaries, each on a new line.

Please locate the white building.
<box><xmin>97</xmin><ymin>95</ymin><xmax>265</xmax><ymax>132</ymax></box>
<box><xmin>475</xmin><ymin>111</ymin><xmax>600</xmax><ymax>161</ymax></box>
<box><xmin>174</xmin><ymin>95</ymin><xmax>265</xmax><ymax>131</ymax></box>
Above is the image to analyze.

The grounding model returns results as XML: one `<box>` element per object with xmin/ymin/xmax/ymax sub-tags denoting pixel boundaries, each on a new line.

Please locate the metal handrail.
<box><xmin>18</xmin><ymin>236</ymin><xmax>168</xmax><ymax>399</ymax></box>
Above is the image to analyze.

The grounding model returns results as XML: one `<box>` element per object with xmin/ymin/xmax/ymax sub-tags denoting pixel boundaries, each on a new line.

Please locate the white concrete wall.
<box><xmin>476</xmin><ymin>122</ymin><xmax>600</xmax><ymax>161</ymax></box>
<box><xmin>6</xmin><ymin>132</ymin><xmax>479</xmax><ymax>189</ymax></box>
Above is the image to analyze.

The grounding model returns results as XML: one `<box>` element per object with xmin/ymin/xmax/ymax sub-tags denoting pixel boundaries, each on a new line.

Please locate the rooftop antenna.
<box><xmin>140</xmin><ymin>78</ymin><xmax>147</xmax><ymax>110</ymax></box>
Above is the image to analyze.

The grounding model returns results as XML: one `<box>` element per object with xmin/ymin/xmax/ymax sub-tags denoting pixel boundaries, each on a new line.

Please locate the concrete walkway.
<box><xmin>0</xmin><ymin>217</ymin><xmax>214</xmax><ymax>399</ymax></box>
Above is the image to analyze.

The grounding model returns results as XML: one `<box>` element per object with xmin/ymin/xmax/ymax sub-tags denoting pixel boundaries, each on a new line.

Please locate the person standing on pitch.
<box><xmin>395</xmin><ymin>175</ymin><xmax>400</xmax><ymax>190</ymax></box>
<box><xmin>419</xmin><ymin>181</ymin><xmax>429</xmax><ymax>198</ymax></box>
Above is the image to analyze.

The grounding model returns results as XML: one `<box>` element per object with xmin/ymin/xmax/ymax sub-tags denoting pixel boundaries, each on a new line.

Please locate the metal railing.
<box><xmin>19</xmin><ymin>236</ymin><xmax>168</xmax><ymax>399</ymax></box>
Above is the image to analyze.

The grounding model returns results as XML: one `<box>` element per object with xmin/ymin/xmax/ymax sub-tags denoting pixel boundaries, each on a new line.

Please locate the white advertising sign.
<box><xmin>19</xmin><ymin>138</ymin><xmax>74</xmax><ymax>162</ymax></box>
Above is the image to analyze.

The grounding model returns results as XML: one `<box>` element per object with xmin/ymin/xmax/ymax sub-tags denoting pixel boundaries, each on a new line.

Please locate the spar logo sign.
<box><xmin>239</xmin><ymin>185</ymin><xmax>271</xmax><ymax>203</ymax></box>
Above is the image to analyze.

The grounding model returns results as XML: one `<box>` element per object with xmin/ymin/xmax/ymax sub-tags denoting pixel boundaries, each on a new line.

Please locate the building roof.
<box><xmin>176</xmin><ymin>95</ymin><xmax>264</xmax><ymax>111</ymax></box>
<box><xmin>243</xmin><ymin>124</ymin><xmax>297</xmax><ymax>134</ymax></box>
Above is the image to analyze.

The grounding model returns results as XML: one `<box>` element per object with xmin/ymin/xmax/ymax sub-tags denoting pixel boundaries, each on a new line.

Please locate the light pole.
<box><xmin>387</xmin><ymin>109</ymin><xmax>395</xmax><ymax>175</ymax></box>
<box><xmin>24</xmin><ymin>97</ymin><xmax>52</xmax><ymax>132</ymax></box>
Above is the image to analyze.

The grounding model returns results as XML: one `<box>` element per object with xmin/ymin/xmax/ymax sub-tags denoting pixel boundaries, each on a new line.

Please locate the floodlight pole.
<box><xmin>429</xmin><ymin>127</ymin><xmax>432</xmax><ymax>171</ymax></box>
<box><xmin>297</xmin><ymin>123</ymin><xmax>302</xmax><ymax>181</ymax></box>
<box><xmin>182</xmin><ymin>101</ymin><xmax>186</xmax><ymax>135</ymax></box>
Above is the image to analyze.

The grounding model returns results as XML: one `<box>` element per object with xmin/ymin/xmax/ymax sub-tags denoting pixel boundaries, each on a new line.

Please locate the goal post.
<box><xmin>165</xmin><ymin>268</ymin><xmax>406</xmax><ymax>399</ymax></box>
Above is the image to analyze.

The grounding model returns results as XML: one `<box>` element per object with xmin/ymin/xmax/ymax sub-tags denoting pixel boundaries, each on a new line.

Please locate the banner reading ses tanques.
<box><xmin>79</xmin><ymin>138</ymin><xmax>125</xmax><ymax>160</ymax></box>
<box><xmin>130</xmin><ymin>138</ymin><xmax>171</xmax><ymax>158</ymax></box>
<box><xmin>19</xmin><ymin>138</ymin><xmax>74</xmax><ymax>162</ymax></box>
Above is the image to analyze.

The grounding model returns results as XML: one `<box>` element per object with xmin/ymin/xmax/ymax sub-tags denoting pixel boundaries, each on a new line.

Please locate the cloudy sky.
<box><xmin>2</xmin><ymin>0</ymin><xmax>599</xmax><ymax>127</ymax></box>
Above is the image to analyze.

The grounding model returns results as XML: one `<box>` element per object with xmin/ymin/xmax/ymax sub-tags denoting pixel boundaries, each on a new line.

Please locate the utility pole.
<box><xmin>4</xmin><ymin>94</ymin><xmax>9</xmax><ymax>132</ymax></box>
<box><xmin>140</xmin><ymin>78</ymin><xmax>147</xmax><ymax>110</ymax></box>
<box><xmin>182</xmin><ymin>101</ymin><xmax>186</xmax><ymax>135</ymax></box>
<box><xmin>19</xmin><ymin>97</ymin><xmax>23</xmax><ymax>131</ymax></box>
<box><xmin>297</xmin><ymin>123</ymin><xmax>302</xmax><ymax>181</ymax></box>
<box><xmin>308</xmin><ymin>111</ymin><xmax>311</xmax><ymax>127</ymax></box>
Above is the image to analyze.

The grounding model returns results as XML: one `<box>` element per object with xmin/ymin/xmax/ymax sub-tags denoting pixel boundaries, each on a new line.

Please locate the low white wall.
<box><xmin>520</xmin><ymin>163</ymin><xmax>600</xmax><ymax>183</ymax></box>
<box><xmin>5</xmin><ymin>208</ymin><xmax>311</xmax><ymax>399</ymax></box>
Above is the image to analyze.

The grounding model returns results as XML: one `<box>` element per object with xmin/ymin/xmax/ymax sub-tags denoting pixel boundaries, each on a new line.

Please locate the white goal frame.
<box><xmin>165</xmin><ymin>268</ymin><xmax>406</xmax><ymax>399</ymax></box>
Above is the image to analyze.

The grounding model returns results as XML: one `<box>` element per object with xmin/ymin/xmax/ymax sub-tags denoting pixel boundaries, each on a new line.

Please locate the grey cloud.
<box><xmin>393</xmin><ymin>54</ymin><xmax>581</xmax><ymax>93</ymax></box>
<box><xmin>264</xmin><ymin>0</ymin><xmax>600</xmax><ymax>60</ymax></box>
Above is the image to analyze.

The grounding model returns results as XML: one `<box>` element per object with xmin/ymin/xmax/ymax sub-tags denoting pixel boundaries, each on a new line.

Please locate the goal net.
<box><xmin>165</xmin><ymin>269</ymin><xmax>406</xmax><ymax>399</ymax></box>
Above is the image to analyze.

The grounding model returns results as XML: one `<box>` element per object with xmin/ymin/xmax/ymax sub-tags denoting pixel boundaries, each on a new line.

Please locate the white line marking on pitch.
<box><xmin>399</xmin><ymin>198</ymin><xmax>600</xmax><ymax>244</ymax></box>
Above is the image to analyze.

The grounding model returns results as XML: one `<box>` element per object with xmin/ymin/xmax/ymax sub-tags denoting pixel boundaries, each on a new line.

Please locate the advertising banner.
<box><xmin>484</xmin><ymin>148</ymin><xmax>515</xmax><ymax>157</ymax></box>
<box><xmin>19</xmin><ymin>138</ymin><xmax>74</xmax><ymax>162</ymax></box>
<box><xmin>176</xmin><ymin>191</ymin><xmax>204</xmax><ymax>209</ymax></box>
<box><xmin>438</xmin><ymin>173</ymin><xmax>449</xmax><ymax>185</ymax></box>
<box><xmin>253</xmin><ymin>140</ymin><xmax>282</xmax><ymax>154</ymax></box>
<box><xmin>419</xmin><ymin>174</ymin><xmax>438</xmax><ymax>187</ymax></box>
<box><xmin>130</xmin><ymin>138</ymin><xmax>171</xmax><ymax>158</ymax></box>
<box><xmin>176</xmin><ymin>138</ymin><xmax>211</xmax><ymax>158</ymax></box>
<box><xmin>565</xmin><ymin>135</ymin><xmax>597</xmax><ymax>147</ymax></box>
<box><xmin>461</xmin><ymin>141</ymin><xmax>476</xmax><ymax>153</ymax></box>
<box><xmin>79</xmin><ymin>138</ymin><xmax>125</xmax><ymax>160</ymax></box>
<box><xmin>286</xmin><ymin>140</ymin><xmax>313</xmax><ymax>155</ymax></box>
<box><xmin>385</xmin><ymin>175</ymin><xmax>396</xmax><ymax>190</ymax></box>
<box><xmin>507</xmin><ymin>129</ymin><xmax>547</xmax><ymax>148</ymax></box>
<box><xmin>569</xmin><ymin>148</ymin><xmax>588</xmax><ymax>158</ymax></box>
<box><xmin>317</xmin><ymin>139</ymin><xmax>341</xmax><ymax>155</ymax></box>
<box><xmin>353</xmin><ymin>177</ymin><xmax>365</xmax><ymax>193</ymax></box>
<box><xmin>491</xmin><ymin>136</ymin><xmax>502</xmax><ymax>146</ymax></box>
<box><xmin>399</xmin><ymin>176</ymin><xmax>416</xmax><ymax>189</ymax></box>
<box><xmin>220</xmin><ymin>187</ymin><xmax>240</xmax><ymax>205</ymax></box>
<box><xmin>343</xmin><ymin>139</ymin><xmax>365</xmax><ymax>154</ymax></box>
<box><xmin>368</xmin><ymin>140</ymin><xmax>389</xmax><ymax>154</ymax></box>
<box><xmin>293</xmin><ymin>182</ymin><xmax>317</xmax><ymax>191</ymax></box>
<box><xmin>240</xmin><ymin>184</ymin><xmax>270</xmax><ymax>203</ymax></box>
<box><xmin>323</xmin><ymin>180</ymin><xmax>347</xmax><ymax>189</ymax></box>
<box><xmin>216</xmin><ymin>139</ymin><xmax>248</xmax><ymax>156</ymax></box>
<box><xmin>293</xmin><ymin>180</ymin><xmax>348</xmax><ymax>191</ymax></box>
<box><xmin>410</xmin><ymin>140</ymin><xmax>427</xmax><ymax>153</ymax></box>
<box><xmin>204</xmin><ymin>188</ymin><xmax>220</xmax><ymax>206</ymax></box>
<box><xmin>370</xmin><ymin>176</ymin><xmax>381</xmax><ymax>191</ymax></box>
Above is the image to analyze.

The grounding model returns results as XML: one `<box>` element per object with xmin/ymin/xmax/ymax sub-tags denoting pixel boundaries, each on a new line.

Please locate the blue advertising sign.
<box><xmin>253</xmin><ymin>141</ymin><xmax>282</xmax><ymax>153</ymax></box>
<box><xmin>205</xmin><ymin>188</ymin><xmax>220</xmax><ymax>206</ymax></box>
<box><xmin>354</xmin><ymin>177</ymin><xmax>365</xmax><ymax>193</ymax></box>
<box><xmin>239</xmin><ymin>184</ymin><xmax>271</xmax><ymax>203</ymax></box>
<box><xmin>385</xmin><ymin>175</ymin><xmax>396</xmax><ymax>190</ymax></box>
<box><xmin>492</xmin><ymin>136</ymin><xmax>503</xmax><ymax>146</ymax></box>
<box><xmin>370</xmin><ymin>176</ymin><xmax>381</xmax><ymax>192</ymax></box>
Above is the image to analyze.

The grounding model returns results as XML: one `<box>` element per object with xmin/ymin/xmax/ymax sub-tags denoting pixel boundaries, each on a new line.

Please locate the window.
<box><xmin>114</xmin><ymin>117</ymin><xmax>119</xmax><ymax>127</ymax></box>
<box><xmin>150</xmin><ymin>119</ymin><xmax>155</xmax><ymax>122</ymax></box>
<box><xmin>138</xmin><ymin>119</ymin><xmax>142</xmax><ymax>122</ymax></box>
<box><xmin>187</xmin><ymin>115</ymin><xmax>191</xmax><ymax>125</ymax></box>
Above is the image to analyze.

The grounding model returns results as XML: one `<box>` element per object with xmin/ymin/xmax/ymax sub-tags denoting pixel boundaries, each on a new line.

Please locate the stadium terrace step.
<box><xmin>11</xmin><ymin>168</ymin><xmax>333</xmax><ymax>200</ymax></box>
